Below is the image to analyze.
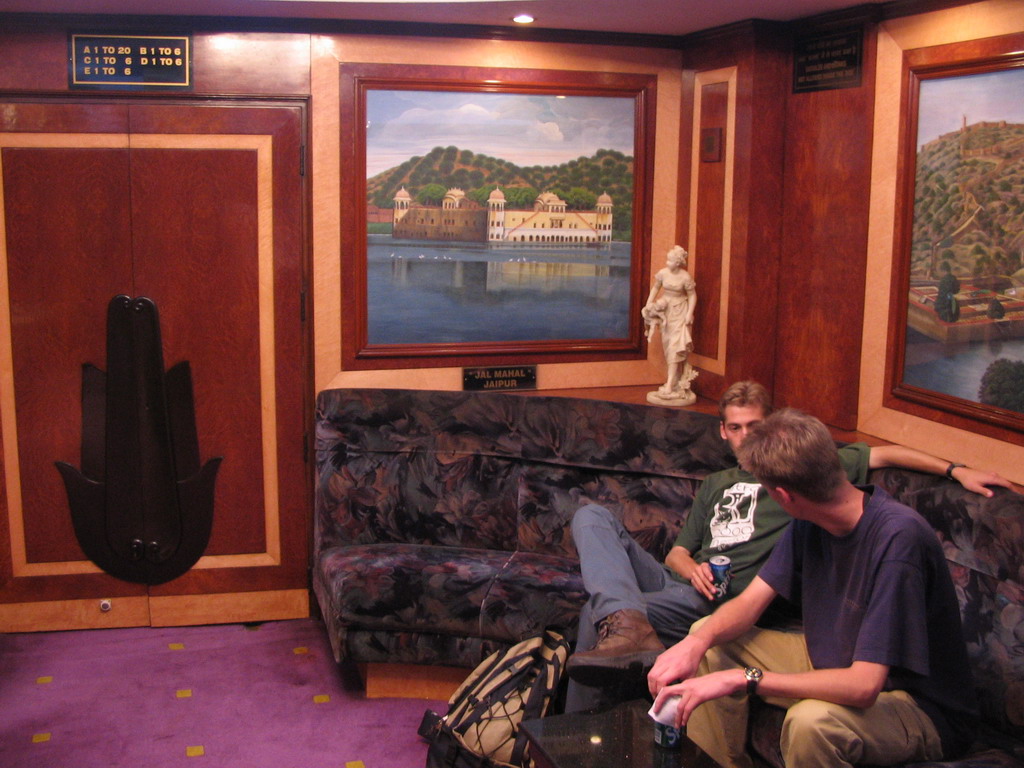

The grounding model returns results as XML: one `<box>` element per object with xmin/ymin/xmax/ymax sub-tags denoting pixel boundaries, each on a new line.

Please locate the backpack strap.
<box><xmin>508</xmin><ymin>630</ymin><xmax>569</xmax><ymax>766</ymax></box>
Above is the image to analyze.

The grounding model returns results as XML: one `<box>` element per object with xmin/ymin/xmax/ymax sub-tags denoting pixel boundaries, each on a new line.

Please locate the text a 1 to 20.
<box><xmin>79</xmin><ymin>45</ymin><xmax>183</xmax><ymax>77</ymax></box>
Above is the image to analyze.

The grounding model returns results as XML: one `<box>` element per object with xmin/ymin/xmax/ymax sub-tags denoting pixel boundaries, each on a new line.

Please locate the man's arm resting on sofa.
<box><xmin>868</xmin><ymin>444</ymin><xmax>1015</xmax><ymax>497</ymax></box>
<box><xmin>665</xmin><ymin>545</ymin><xmax>716</xmax><ymax>601</ymax></box>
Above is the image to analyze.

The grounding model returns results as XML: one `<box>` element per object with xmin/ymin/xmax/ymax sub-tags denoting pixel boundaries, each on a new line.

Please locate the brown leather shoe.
<box><xmin>567</xmin><ymin>609</ymin><xmax>664</xmax><ymax>687</ymax></box>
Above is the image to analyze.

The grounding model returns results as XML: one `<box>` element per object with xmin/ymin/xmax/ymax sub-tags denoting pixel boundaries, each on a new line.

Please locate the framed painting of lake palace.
<box><xmin>886</xmin><ymin>34</ymin><xmax>1024</xmax><ymax>436</ymax></box>
<box><xmin>339</xmin><ymin>63</ymin><xmax>656</xmax><ymax>370</ymax></box>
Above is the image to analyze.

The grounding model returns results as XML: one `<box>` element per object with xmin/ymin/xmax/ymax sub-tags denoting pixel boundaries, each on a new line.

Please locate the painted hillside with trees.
<box><xmin>366</xmin><ymin>146</ymin><xmax>634</xmax><ymax>238</ymax></box>
<box><xmin>906</xmin><ymin>121</ymin><xmax>1024</xmax><ymax>340</ymax></box>
<box><xmin>911</xmin><ymin>120</ymin><xmax>1024</xmax><ymax>281</ymax></box>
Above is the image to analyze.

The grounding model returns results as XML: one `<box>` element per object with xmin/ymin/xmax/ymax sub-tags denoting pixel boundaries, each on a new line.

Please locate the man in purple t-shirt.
<box><xmin>646</xmin><ymin>408</ymin><xmax>978</xmax><ymax>768</ymax></box>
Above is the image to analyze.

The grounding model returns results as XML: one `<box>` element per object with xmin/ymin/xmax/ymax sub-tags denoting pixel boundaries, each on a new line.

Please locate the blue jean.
<box><xmin>565</xmin><ymin>503</ymin><xmax>713</xmax><ymax>711</ymax></box>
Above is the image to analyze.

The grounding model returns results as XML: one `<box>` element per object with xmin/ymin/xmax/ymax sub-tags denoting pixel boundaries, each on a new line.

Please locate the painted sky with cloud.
<box><xmin>365</xmin><ymin>89</ymin><xmax>636</xmax><ymax>179</ymax></box>
<box><xmin>917</xmin><ymin>68</ymin><xmax>1024</xmax><ymax>149</ymax></box>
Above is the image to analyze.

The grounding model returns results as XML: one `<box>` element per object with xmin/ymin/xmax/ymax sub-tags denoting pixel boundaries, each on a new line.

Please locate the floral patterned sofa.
<box><xmin>749</xmin><ymin>466</ymin><xmax>1024</xmax><ymax>768</ymax></box>
<box><xmin>313</xmin><ymin>388</ymin><xmax>1024</xmax><ymax>766</ymax></box>
<box><xmin>312</xmin><ymin>387</ymin><xmax>733</xmax><ymax>669</ymax></box>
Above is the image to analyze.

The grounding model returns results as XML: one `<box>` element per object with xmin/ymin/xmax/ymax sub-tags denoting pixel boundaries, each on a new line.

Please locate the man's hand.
<box><xmin>950</xmin><ymin>466</ymin><xmax>1016</xmax><ymax>498</ymax></box>
<box><xmin>664</xmin><ymin>547</ymin><xmax>716</xmax><ymax>601</ymax></box>
<box><xmin>688</xmin><ymin>561</ymin><xmax>716</xmax><ymax>601</ymax></box>
<box><xmin>652</xmin><ymin>669</ymin><xmax>746</xmax><ymax>728</ymax></box>
<box><xmin>647</xmin><ymin>636</ymin><xmax>707</xmax><ymax>698</ymax></box>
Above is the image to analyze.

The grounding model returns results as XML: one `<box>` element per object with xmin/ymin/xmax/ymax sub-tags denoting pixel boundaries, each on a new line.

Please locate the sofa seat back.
<box><xmin>870</xmin><ymin>468</ymin><xmax>1024</xmax><ymax>758</ymax></box>
<box><xmin>314</xmin><ymin>388</ymin><xmax>732</xmax><ymax>665</ymax></box>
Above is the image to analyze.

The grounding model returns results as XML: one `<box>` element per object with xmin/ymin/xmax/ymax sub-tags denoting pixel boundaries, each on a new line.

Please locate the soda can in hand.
<box><xmin>709</xmin><ymin>555</ymin><xmax>731</xmax><ymax>601</ymax></box>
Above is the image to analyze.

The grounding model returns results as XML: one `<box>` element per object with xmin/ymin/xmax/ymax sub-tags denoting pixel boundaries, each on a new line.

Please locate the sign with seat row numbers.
<box><xmin>69</xmin><ymin>34</ymin><xmax>192</xmax><ymax>89</ymax></box>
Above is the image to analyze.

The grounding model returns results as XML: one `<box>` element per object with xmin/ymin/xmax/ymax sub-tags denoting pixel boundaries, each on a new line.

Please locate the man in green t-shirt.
<box><xmin>565</xmin><ymin>381</ymin><xmax>1011</xmax><ymax>706</ymax></box>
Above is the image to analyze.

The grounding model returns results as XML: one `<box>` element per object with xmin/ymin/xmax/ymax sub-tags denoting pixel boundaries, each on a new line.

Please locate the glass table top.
<box><xmin>521</xmin><ymin>699</ymin><xmax>718</xmax><ymax>768</ymax></box>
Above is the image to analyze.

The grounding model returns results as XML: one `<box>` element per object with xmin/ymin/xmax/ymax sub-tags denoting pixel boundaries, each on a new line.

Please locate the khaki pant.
<box><xmin>686</xmin><ymin>621</ymin><xmax>944</xmax><ymax>768</ymax></box>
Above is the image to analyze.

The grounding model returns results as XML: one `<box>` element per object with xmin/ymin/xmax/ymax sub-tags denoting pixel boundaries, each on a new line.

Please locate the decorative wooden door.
<box><xmin>0</xmin><ymin>99</ymin><xmax>309</xmax><ymax>631</ymax></box>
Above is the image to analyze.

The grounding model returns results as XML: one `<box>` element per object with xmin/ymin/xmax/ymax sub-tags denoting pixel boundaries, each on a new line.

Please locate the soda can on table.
<box><xmin>654</xmin><ymin>720</ymin><xmax>682</xmax><ymax>750</ymax></box>
<box><xmin>709</xmin><ymin>555</ymin><xmax>731</xmax><ymax>600</ymax></box>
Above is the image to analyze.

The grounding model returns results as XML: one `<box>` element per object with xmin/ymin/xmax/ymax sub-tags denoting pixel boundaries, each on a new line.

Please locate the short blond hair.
<box><xmin>718</xmin><ymin>380</ymin><xmax>773</xmax><ymax>422</ymax></box>
<box><xmin>736</xmin><ymin>408</ymin><xmax>843</xmax><ymax>503</ymax></box>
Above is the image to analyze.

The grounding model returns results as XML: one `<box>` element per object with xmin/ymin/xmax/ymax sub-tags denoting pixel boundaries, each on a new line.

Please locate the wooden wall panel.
<box><xmin>5</xmin><ymin>146</ymin><xmax>133</xmax><ymax>564</ymax></box>
<box><xmin>692</xmin><ymin>82</ymin><xmax>727</xmax><ymax>359</ymax></box>
<box><xmin>0</xmin><ymin>24</ymin><xmax>310</xmax><ymax>97</ymax></box>
<box><xmin>773</xmin><ymin>16</ymin><xmax>878</xmax><ymax>428</ymax></box>
<box><xmin>0</xmin><ymin>101</ymin><xmax>309</xmax><ymax>622</ymax></box>
<box><xmin>129</xmin><ymin>145</ymin><xmax>265</xmax><ymax>557</ymax></box>
<box><xmin>0</xmin><ymin>131</ymin><xmax>148</xmax><ymax>604</ymax></box>
<box><xmin>680</xmin><ymin>22</ymin><xmax>789</xmax><ymax>400</ymax></box>
<box><xmin>129</xmin><ymin>104</ymin><xmax>309</xmax><ymax>599</ymax></box>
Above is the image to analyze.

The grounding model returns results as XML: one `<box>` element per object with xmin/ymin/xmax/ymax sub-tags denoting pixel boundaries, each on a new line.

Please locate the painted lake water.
<box><xmin>903</xmin><ymin>328</ymin><xmax>1024</xmax><ymax>413</ymax></box>
<box><xmin>366</xmin><ymin>235</ymin><xmax>633</xmax><ymax>345</ymax></box>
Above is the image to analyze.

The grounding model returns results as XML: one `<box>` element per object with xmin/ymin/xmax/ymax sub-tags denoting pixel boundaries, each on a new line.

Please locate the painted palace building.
<box><xmin>392</xmin><ymin>186</ymin><xmax>613</xmax><ymax>245</ymax></box>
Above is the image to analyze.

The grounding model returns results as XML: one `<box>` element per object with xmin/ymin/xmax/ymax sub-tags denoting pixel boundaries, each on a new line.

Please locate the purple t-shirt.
<box><xmin>758</xmin><ymin>486</ymin><xmax>977</xmax><ymax>757</ymax></box>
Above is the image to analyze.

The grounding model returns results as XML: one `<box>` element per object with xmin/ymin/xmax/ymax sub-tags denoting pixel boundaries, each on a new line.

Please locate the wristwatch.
<box><xmin>945</xmin><ymin>462</ymin><xmax>966</xmax><ymax>480</ymax></box>
<box><xmin>744</xmin><ymin>666</ymin><xmax>763</xmax><ymax>695</ymax></box>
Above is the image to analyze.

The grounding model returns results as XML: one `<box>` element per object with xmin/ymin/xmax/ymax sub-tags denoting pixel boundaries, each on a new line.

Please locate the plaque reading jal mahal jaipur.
<box><xmin>362</xmin><ymin>86</ymin><xmax>639</xmax><ymax>348</ymax></box>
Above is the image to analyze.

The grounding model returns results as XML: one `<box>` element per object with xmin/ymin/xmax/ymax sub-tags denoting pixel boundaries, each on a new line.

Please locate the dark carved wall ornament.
<box><xmin>56</xmin><ymin>295</ymin><xmax>222</xmax><ymax>585</ymax></box>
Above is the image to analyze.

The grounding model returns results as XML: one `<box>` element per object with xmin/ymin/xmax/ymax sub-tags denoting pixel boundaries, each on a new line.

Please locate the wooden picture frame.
<box><xmin>339</xmin><ymin>63</ymin><xmax>656</xmax><ymax>370</ymax></box>
<box><xmin>886</xmin><ymin>33</ymin><xmax>1024</xmax><ymax>438</ymax></box>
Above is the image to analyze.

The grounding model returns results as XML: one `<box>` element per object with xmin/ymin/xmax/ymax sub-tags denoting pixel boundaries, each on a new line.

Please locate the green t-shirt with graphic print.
<box><xmin>671</xmin><ymin>442</ymin><xmax>871</xmax><ymax>597</ymax></box>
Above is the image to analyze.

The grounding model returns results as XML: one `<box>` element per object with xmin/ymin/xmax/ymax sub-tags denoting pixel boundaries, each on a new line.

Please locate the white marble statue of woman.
<box><xmin>642</xmin><ymin>245</ymin><xmax>698</xmax><ymax>406</ymax></box>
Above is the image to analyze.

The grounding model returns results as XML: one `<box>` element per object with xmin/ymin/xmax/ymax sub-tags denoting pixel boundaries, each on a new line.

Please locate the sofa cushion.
<box><xmin>317</xmin><ymin>543</ymin><xmax>508</xmax><ymax>637</ymax></box>
<box><xmin>317</xmin><ymin>451</ymin><xmax>520</xmax><ymax>551</ymax></box>
<box><xmin>517</xmin><ymin>465</ymin><xmax>700</xmax><ymax>560</ymax></box>
<box><xmin>515</xmin><ymin>394</ymin><xmax>730</xmax><ymax>474</ymax></box>
<box><xmin>872</xmin><ymin>470</ymin><xmax>1024</xmax><ymax>746</ymax></box>
<box><xmin>480</xmin><ymin>551</ymin><xmax>585</xmax><ymax>642</ymax></box>
<box><xmin>316</xmin><ymin>544</ymin><xmax>586</xmax><ymax>647</ymax></box>
<box><xmin>316</xmin><ymin>388</ymin><xmax>526</xmax><ymax>457</ymax></box>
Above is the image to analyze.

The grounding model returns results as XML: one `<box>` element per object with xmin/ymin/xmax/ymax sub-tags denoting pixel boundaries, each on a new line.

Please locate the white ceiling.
<box><xmin>0</xmin><ymin>0</ymin><xmax>887</xmax><ymax>38</ymax></box>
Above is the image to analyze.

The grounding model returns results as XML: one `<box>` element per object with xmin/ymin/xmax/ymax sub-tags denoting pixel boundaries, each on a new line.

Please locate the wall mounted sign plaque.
<box><xmin>463</xmin><ymin>365</ymin><xmax>537</xmax><ymax>391</ymax></box>
<box><xmin>792</xmin><ymin>28</ymin><xmax>863</xmax><ymax>93</ymax></box>
<box><xmin>69</xmin><ymin>34</ymin><xmax>192</xmax><ymax>90</ymax></box>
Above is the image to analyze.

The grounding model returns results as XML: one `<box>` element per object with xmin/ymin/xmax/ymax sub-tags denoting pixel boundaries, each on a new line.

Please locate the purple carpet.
<box><xmin>0</xmin><ymin>618</ymin><xmax>447</xmax><ymax>767</ymax></box>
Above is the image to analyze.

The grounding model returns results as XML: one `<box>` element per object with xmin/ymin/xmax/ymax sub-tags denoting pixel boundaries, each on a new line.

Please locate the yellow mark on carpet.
<box><xmin>176</xmin><ymin>689</ymin><xmax>192</xmax><ymax>698</ymax></box>
<box><xmin>313</xmin><ymin>694</ymin><xmax>330</xmax><ymax>704</ymax></box>
<box><xmin>169</xmin><ymin>643</ymin><xmax>186</xmax><ymax>650</ymax></box>
<box><xmin>36</xmin><ymin>676</ymin><xmax>53</xmax><ymax>684</ymax></box>
<box><xmin>32</xmin><ymin>733</ymin><xmax>51</xmax><ymax>743</ymax></box>
<box><xmin>345</xmin><ymin>762</ymin><xmax>366</xmax><ymax>768</ymax></box>
<box><xmin>186</xmin><ymin>745</ymin><xmax>205</xmax><ymax>757</ymax></box>
<box><xmin>293</xmin><ymin>646</ymin><xmax>309</xmax><ymax>654</ymax></box>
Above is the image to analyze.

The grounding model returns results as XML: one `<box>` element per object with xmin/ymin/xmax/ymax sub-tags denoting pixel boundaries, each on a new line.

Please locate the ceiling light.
<box><xmin>513</xmin><ymin>13</ymin><xmax>535</xmax><ymax>24</ymax></box>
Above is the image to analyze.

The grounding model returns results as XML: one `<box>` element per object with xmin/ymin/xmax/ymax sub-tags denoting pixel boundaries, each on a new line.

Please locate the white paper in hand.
<box><xmin>648</xmin><ymin>695</ymin><xmax>681</xmax><ymax>726</ymax></box>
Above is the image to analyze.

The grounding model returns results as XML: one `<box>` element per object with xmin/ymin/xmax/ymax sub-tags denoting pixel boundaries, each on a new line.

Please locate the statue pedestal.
<box><xmin>646</xmin><ymin>389</ymin><xmax>697</xmax><ymax>407</ymax></box>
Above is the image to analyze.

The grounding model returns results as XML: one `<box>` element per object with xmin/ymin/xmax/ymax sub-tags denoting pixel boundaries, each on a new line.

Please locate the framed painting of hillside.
<box><xmin>886</xmin><ymin>35</ymin><xmax>1024</xmax><ymax>435</ymax></box>
<box><xmin>339</xmin><ymin>63</ymin><xmax>657</xmax><ymax>370</ymax></box>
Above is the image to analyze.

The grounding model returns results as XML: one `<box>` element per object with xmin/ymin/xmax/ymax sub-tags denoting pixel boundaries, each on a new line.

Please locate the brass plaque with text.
<box><xmin>792</xmin><ymin>28</ymin><xmax>863</xmax><ymax>93</ymax></box>
<box><xmin>463</xmin><ymin>366</ymin><xmax>537</xmax><ymax>392</ymax></box>
<box><xmin>69</xmin><ymin>34</ymin><xmax>192</xmax><ymax>90</ymax></box>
